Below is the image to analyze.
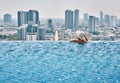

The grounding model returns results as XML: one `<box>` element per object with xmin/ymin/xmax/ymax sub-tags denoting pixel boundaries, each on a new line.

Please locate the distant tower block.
<box><xmin>100</xmin><ymin>11</ymin><xmax>104</xmax><ymax>27</ymax></box>
<box><xmin>48</xmin><ymin>18</ymin><xmax>53</xmax><ymax>29</ymax></box>
<box><xmin>74</xmin><ymin>9</ymin><xmax>79</xmax><ymax>30</ymax></box>
<box><xmin>65</xmin><ymin>10</ymin><xmax>73</xmax><ymax>29</ymax></box>
<box><xmin>3</xmin><ymin>13</ymin><xmax>12</xmax><ymax>23</ymax></box>
<box><xmin>89</xmin><ymin>16</ymin><xmax>96</xmax><ymax>33</ymax></box>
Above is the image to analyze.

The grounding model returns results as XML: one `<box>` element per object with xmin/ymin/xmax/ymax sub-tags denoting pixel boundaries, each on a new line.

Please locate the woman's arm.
<box><xmin>84</xmin><ymin>35</ymin><xmax>88</xmax><ymax>41</ymax></box>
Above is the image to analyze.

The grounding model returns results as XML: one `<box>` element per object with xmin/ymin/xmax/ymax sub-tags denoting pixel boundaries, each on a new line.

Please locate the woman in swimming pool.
<box><xmin>70</xmin><ymin>32</ymin><xmax>88</xmax><ymax>43</ymax></box>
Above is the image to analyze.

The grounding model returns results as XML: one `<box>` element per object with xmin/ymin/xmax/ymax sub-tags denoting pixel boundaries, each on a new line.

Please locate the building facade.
<box><xmin>110</xmin><ymin>16</ymin><xmax>117</xmax><ymax>27</ymax></box>
<box><xmin>3</xmin><ymin>13</ymin><xmax>12</xmax><ymax>23</ymax></box>
<box><xmin>89</xmin><ymin>16</ymin><xmax>96</xmax><ymax>33</ymax></box>
<box><xmin>18</xmin><ymin>11</ymin><xmax>28</xmax><ymax>27</ymax></box>
<box><xmin>100</xmin><ymin>11</ymin><xmax>104</xmax><ymax>27</ymax></box>
<box><xmin>47</xmin><ymin>18</ymin><xmax>53</xmax><ymax>29</ymax></box>
<box><xmin>18</xmin><ymin>10</ymin><xmax>39</xmax><ymax>27</ymax></box>
<box><xmin>65</xmin><ymin>10</ymin><xmax>73</xmax><ymax>29</ymax></box>
<box><xmin>104</xmin><ymin>15</ymin><xmax>110</xmax><ymax>27</ymax></box>
<box><xmin>17</xmin><ymin>25</ymin><xmax>27</xmax><ymax>40</ymax></box>
<box><xmin>83</xmin><ymin>13</ymin><xmax>89</xmax><ymax>24</ymax></box>
<box><xmin>18</xmin><ymin>24</ymin><xmax>45</xmax><ymax>41</ymax></box>
<box><xmin>28</xmin><ymin>10</ymin><xmax>39</xmax><ymax>24</ymax></box>
<box><xmin>74</xmin><ymin>9</ymin><xmax>79</xmax><ymax>30</ymax></box>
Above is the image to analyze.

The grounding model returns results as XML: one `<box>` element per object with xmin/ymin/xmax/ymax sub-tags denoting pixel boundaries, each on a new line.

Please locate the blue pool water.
<box><xmin>0</xmin><ymin>41</ymin><xmax>120</xmax><ymax>83</ymax></box>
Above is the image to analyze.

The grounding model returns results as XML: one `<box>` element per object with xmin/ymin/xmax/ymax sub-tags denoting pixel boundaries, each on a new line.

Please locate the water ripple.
<box><xmin>0</xmin><ymin>41</ymin><xmax>120</xmax><ymax>83</ymax></box>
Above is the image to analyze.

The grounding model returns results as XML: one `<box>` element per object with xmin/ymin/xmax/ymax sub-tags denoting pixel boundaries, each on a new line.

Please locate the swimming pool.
<box><xmin>0</xmin><ymin>41</ymin><xmax>120</xmax><ymax>83</ymax></box>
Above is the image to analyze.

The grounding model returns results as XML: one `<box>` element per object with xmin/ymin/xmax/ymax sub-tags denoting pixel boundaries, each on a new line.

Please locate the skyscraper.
<box><xmin>47</xmin><ymin>18</ymin><xmax>53</xmax><ymax>29</ymax></box>
<box><xmin>18</xmin><ymin>10</ymin><xmax>39</xmax><ymax>27</ymax></box>
<box><xmin>18</xmin><ymin>11</ymin><xmax>28</xmax><ymax>27</ymax></box>
<box><xmin>18</xmin><ymin>24</ymin><xmax>45</xmax><ymax>40</ymax></box>
<box><xmin>100</xmin><ymin>11</ymin><xmax>103</xmax><ymax>27</ymax></box>
<box><xmin>37</xmin><ymin>25</ymin><xmax>45</xmax><ymax>40</ymax></box>
<box><xmin>110</xmin><ymin>16</ymin><xmax>117</xmax><ymax>27</ymax></box>
<box><xmin>17</xmin><ymin>10</ymin><xmax>41</xmax><ymax>41</ymax></box>
<box><xmin>89</xmin><ymin>16</ymin><xmax>96</xmax><ymax>33</ymax></box>
<box><xmin>17</xmin><ymin>25</ymin><xmax>27</xmax><ymax>40</ymax></box>
<box><xmin>65</xmin><ymin>10</ymin><xmax>73</xmax><ymax>29</ymax></box>
<box><xmin>3</xmin><ymin>13</ymin><xmax>12</xmax><ymax>23</ymax></box>
<box><xmin>74</xmin><ymin>9</ymin><xmax>79</xmax><ymax>30</ymax></box>
<box><xmin>104</xmin><ymin>15</ymin><xmax>110</xmax><ymax>27</ymax></box>
<box><xmin>28</xmin><ymin>10</ymin><xmax>39</xmax><ymax>24</ymax></box>
<box><xmin>26</xmin><ymin>24</ymin><xmax>38</xmax><ymax>41</ymax></box>
<box><xmin>83</xmin><ymin>13</ymin><xmax>88</xmax><ymax>24</ymax></box>
<box><xmin>95</xmin><ymin>17</ymin><xmax>99</xmax><ymax>26</ymax></box>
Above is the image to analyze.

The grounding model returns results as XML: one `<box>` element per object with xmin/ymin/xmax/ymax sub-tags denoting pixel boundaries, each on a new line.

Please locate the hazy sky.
<box><xmin>0</xmin><ymin>0</ymin><xmax>120</xmax><ymax>18</ymax></box>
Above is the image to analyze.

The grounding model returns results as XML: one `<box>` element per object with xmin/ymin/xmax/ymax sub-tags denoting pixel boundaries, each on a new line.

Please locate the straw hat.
<box><xmin>76</xmin><ymin>31</ymin><xmax>85</xmax><ymax>40</ymax></box>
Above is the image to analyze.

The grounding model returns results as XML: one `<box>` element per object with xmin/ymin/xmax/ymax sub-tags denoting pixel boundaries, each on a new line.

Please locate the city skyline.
<box><xmin>0</xmin><ymin>0</ymin><xmax>120</xmax><ymax>18</ymax></box>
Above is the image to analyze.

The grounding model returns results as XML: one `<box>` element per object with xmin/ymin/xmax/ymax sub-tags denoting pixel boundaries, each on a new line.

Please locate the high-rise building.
<box><xmin>117</xmin><ymin>19</ymin><xmax>120</xmax><ymax>26</ymax></box>
<box><xmin>18</xmin><ymin>10</ymin><xmax>39</xmax><ymax>27</ymax></box>
<box><xmin>100</xmin><ymin>11</ymin><xmax>104</xmax><ymax>27</ymax></box>
<box><xmin>3</xmin><ymin>13</ymin><xmax>12</xmax><ymax>23</ymax></box>
<box><xmin>95</xmin><ymin>17</ymin><xmax>99</xmax><ymax>26</ymax></box>
<box><xmin>65</xmin><ymin>10</ymin><xmax>73</xmax><ymax>29</ymax></box>
<box><xmin>26</xmin><ymin>24</ymin><xmax>38</xmax><ymax>41</ymax></box>
<box><xmin>37</xmin><ymin>25</ymin><xmax>45</xmax><ymax>40</ymax></box>
<box><xmin>28</xmin><ymin>10</ymin><xmax>39</xmax><ymax>24</ymax></box>
<box><xmin>26</xmin><ymin>24</ymin><xmax>38</xmax><ymax>35</ymax></box>
<box><xmin>104</xmin><ymin>15</ymin><xmax>110</xmax><ymax>27</ymax></box>
<box><xmin>74</xmin><ymin>9</ymin><xmax>79</xmax><ymax>30</ymax></box>
<box><xmin>17</xmin><ymin>10</ymin><xmax>42</xmax><ymax>41</ymax></box>
<box><xmin>17</xmin><ymin>24</ymin><xmax>45</xmax><ymax>40</ymax></box>
<box><xmin>47</xmin><ymin>18</ymin><xmax>53</xmax><ymax>29</ymax></box>
<box><xmin>89</xmin><ymin>16</ymin><xmax>96</xmax><ymax>33</ymax></box>
<box><xmin>110</xmin><ymin>16</ymin><xmax>117</xmax><ymax>27</ymax></box>
<box><xmin>18</xmin><ymin>11</ymin><xmax>28</xmax><ymax>27</ymax></box>
<box><xmin>83</xmin><ymin>13</ymin><xmax>88</xmax><ymax>24</ymax></box>
<box><xmin>17</xmin><ymin>25</ymin><xmax>27</xmax><ymax>40</ymax></box>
